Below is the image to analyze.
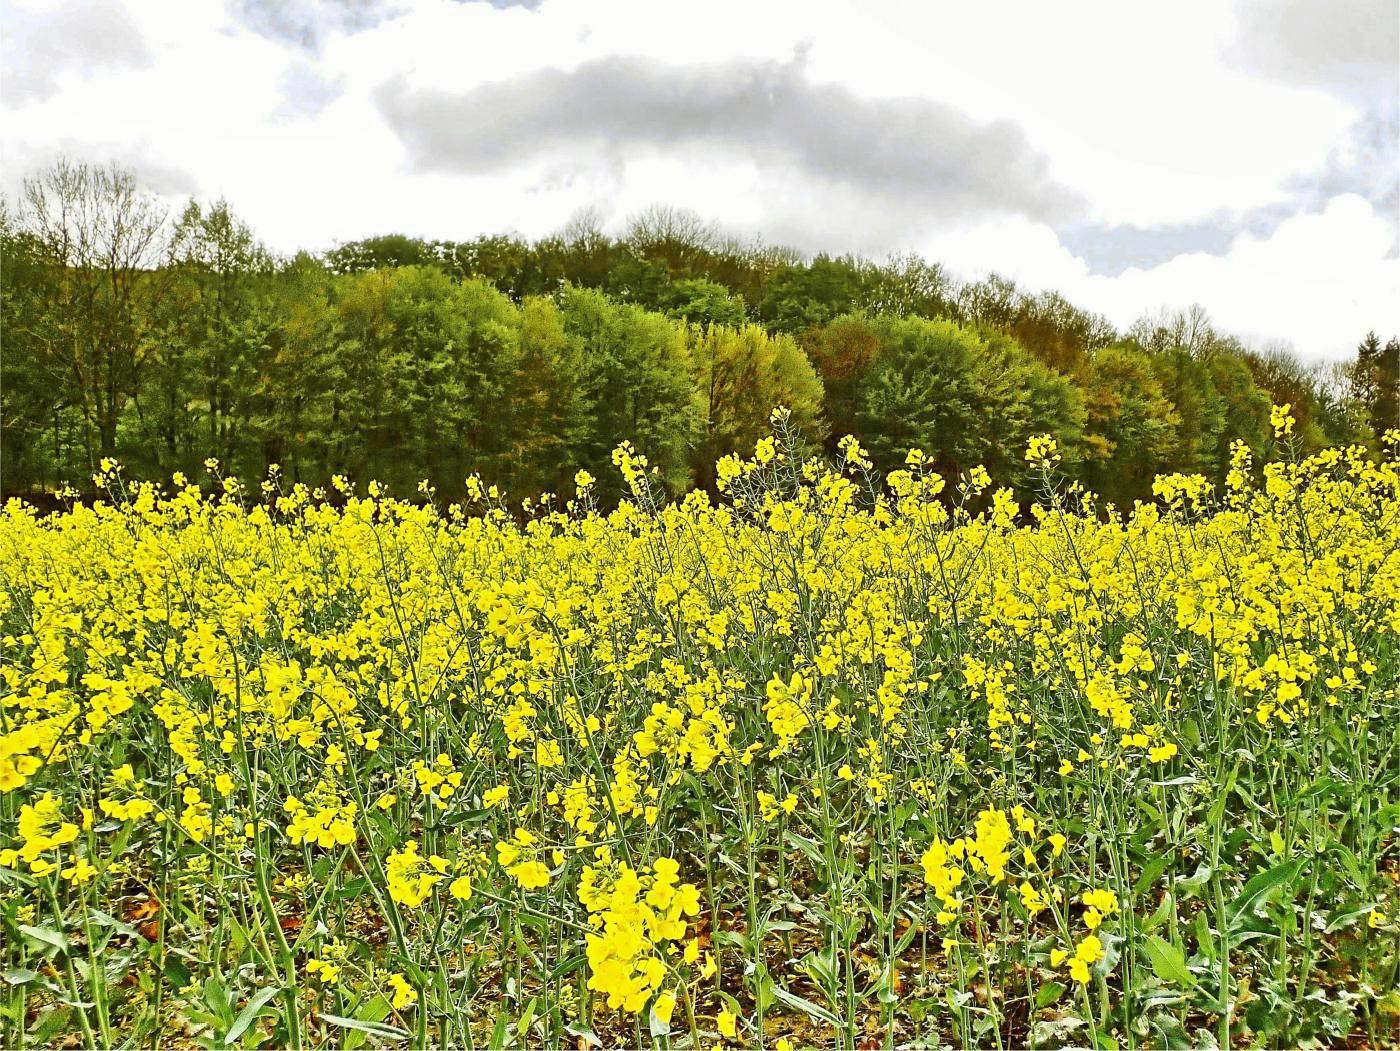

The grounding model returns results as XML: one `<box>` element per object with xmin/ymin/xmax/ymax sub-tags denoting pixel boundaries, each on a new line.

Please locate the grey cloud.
<box><xmin>227</xmin><ymin>0</ymin><xmax>400</xmax><ymax>52</ymax></box>
<box><xmin>1232</xmin><ymin>0</ymin><xmax>1397</xmax><ymax>231</ymax></box>
<box><xmin>1056</xmin><ymin>220</ymin><xmax>1236</xmax><ymax>276</ymax></box>
<box><xmin>1288</xmin><ymin>103</ymin><xmax>1400</xmax><ymax>218</ymax></box>
<box><xmin>1234</xmin><ymin>0</ymin><xmax>1398</xmax><ymax>97</ymax></box>
<box><xmin>125</xmin><ymin>157</ymin><xmax>201</xmax><ymax>197</ymax></box>
<box><xmin>373</xmin><ymin>54</ymin><xmax>1083</xmax><ymax>223</ymax></box>
<box><xmin>1</xmin><ymin>0</ymin><xmax>152</xmax><ymax>103</ymax></box>
<box><xmin>1</xmin><ymin>141</ymin><xmax>199</xmax><ymax>200</ymax></box>
<box><xmin>1055</xmin><ymin>208</ymin><xmax>1297</xmax><ymax>276</ymax></box>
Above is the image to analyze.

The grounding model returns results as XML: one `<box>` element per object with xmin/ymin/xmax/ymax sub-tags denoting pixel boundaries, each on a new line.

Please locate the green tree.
<box><xmin>864</xmin><ymin>254</ymin><xmax>959</xmax><ymax>321</ymax></box>
<box><xmin>1079</xmin><ymin>344</ymin><xmax>1180</xmax><ymax>503</ymax></box>
<box><xmin>855</xmin><ymin>317</ymin><xmax>983</xmax><ymax>474</ymax></box>
<box><xmin>559</xmin><ymin>286</ymin><xmax>700</xmax><ymax>496</ymax></box>
<box><xmin>757</xmin><ymin>255</ymin><xmax>872</xmax><ymax>335</ymax></box>
<box><xmin>662</xmin><ymin>277</ymin><xmax>747</xmax><ymax>328</ymax></box>
<box><xmin>314</xmin><ymin>268</ymin><xmax>523</xmax><ymax>491</ymax></box>
<box><xmin>1377</xmin><ymin>338</ymin><xmax>1400</xmax><ymax>435</ymax></box>
<box><xmin>855</xmin><ymin>317</ymin><xmax>1084</xmax><ymax>485</ymax></box>
<box><xmin>689</xmin><ymin>323</ymin><xmax>825</xmax><ymax>482</ymax></box>
<box><xmin>0</xmin><ymin>209</ymin><xmax>77</xmax><ymax>490</ymax></box>
<box><xmin>1348</xmin><ymin>331</ymin><xmax>1399</xmax><ymax>437</ymax></box>
<box><xmin>139</xmin><ymin>199</ymin><xmax>278</xmax><ymax>477</ymax></box>
<box><xmin>1240</xmin><ymin>345</ymin><xmax>1331</xmax><ymax>449</ymax></box>
<box><xmin>801</xmin><ymin>314</ymin><xmax>885</xmax><ymax>442</ymax></box>
<box><xmin>1152</xmin><ymin>349</ymin><xmax>1228</xmax><ymax>475</ymax></box>
<box><xmin>16</xmin><ymin>158</ymin><xmax>168</xmax><ymax>465</ymax></box>
<box><xmin>1206</xmin><ymin>350</ymin><xmax>1274</xmax><ymax>468</ymax></box>
<box><xmin>504</xmin><ymin>295</ymin><xmax>590</xmax><ymax>495</ymax></box>
<box><xmin>250</xmin><ymin>253</ymin><xmax>338</xmax><ymax>483</ymax></box>
<box><xmin>324</xmin><ymin>234</ymin><xmax>437</xmax><ymax>274</ymax></box>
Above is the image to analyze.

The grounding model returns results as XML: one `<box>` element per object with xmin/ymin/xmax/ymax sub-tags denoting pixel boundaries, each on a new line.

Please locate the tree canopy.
<box><xmin>3</xmin><ymin>159</ymin><xmax>1391</xmax><ymax>506</ymax></box>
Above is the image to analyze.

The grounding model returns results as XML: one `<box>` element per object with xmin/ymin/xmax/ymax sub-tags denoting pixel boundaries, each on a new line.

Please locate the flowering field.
<box><xmin>2</xmin><ymin>412</ymin><xmax>1398</xmax><ymax>1050</ymax></box>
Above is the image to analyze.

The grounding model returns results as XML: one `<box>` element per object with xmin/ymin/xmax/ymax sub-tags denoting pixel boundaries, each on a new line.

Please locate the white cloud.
<box><xmin>1083</xmin><ymin>195</ymin><xmax>1400</xmax><ymax>363</ymax></box>
<box><xmin>1</xmin><ymin>0</ymin><xmax>1393</xmax><ymax>360</ymax></box>
<box><xmin>920</xmin><ymin>195</ymin><xmax>1400</xmax><ymax>363</ymax></box>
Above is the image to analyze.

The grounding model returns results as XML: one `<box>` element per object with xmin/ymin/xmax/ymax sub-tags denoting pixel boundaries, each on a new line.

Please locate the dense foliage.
<box><xmin>1</xmin><ymin>409</ymin><xmax>1397</xmax><ymax>1049</ymax></box>
<box><xmin>4</xmin><ymin>161</ymin><xmax>1396</xmax><ymax>506</ymax></box>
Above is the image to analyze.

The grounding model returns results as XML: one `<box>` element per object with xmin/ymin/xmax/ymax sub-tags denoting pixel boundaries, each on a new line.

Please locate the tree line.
<box><xmin>3</xmin><ymin>159</ymin><xmax>1397</xmax><ymax>506</ymax></box>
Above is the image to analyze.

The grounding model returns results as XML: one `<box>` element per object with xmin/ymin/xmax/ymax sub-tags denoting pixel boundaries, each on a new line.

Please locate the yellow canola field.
<box><xmin>2</xmin><ymin>422</ymin><xmax>1398</xmax><ymax>1049</ymax></box>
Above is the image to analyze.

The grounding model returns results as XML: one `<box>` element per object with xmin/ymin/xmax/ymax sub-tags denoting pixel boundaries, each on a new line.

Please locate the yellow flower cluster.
<box><xmin>0</xmin><ymin>793</ymin><xmax>79</xmax><ymax>874</ymax></box>
<box><xmin>580</xmin><ymin>855</ymin><xmax>702</xmax><ymax>1013</ymax></box>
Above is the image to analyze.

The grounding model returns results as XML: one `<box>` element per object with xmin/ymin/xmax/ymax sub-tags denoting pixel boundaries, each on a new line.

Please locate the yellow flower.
<box><xmin>386</xmin><ymin>972</ymin><xmax>417</xmax><ymax>1011</ymax></box>
<box><xmin>496</xmin><ymin>828</ymin><xmax>552</xmax><ymax>888</ymax></box>
<box><xmin>717</xmin><ymin>1006</ymin><xmax>738</xmax><ymax>1038</ymax></box>
<box><xmin>386</xmin><ymin>841</ymin><xmax>448</xmax><ymax>907</ymax></box>
<box><xmin>483</xmin><ymin>784</ymin><xmax>509</xmax><ymax>808</ymax></box>
<box><xmin>1025</xmin><ymin>434</ymin><xmax>1060</xmax><ymax>468</ymax></box>
<box><xmin>652</xmin><ymin>990</ymin><xmax>676</xmax><ymax>1025</ymax></box>
<box><xmin>62</xmin><ymin>856</ymin><xmax>97</xmax><ymax>884</ymax></box>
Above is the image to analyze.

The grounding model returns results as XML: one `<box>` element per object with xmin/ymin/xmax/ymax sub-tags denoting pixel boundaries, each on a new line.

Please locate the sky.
<box><xmin>2</xmin><ymin>0</ymin><xmax>1396</xmax><ymax>362</ymax></box>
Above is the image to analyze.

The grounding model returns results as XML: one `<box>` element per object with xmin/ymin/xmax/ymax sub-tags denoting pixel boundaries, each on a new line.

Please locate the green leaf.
<box><xmin>516</xmin><ymin>995</ymin><xmax>538</xmax><ymax>1039</ymax></box>
<box><xmin>163</xmin><ymin>955</ymin><xmax>193</xmax><ymax>990</ymax></box>
<box><xmin>1294</xmin><ymin>777</ymin><xmax>1341</xmax><ymax>804</ymax></box>
<box><xmin>1031</xmin><ymin>1014</ymin><xmax>1085</xmax><ymax>1045</ymax></box>
<box><xmin>1192</xmin><ymin>911</ymin><xmax>1216</xmax><ymax>959</ymax></box>
<box><xmin>1228</xmin><ymin>857</ymin><xmax>1304</xmax><ymax>926</ymax></box>
<box><xmin>319</xmin><ymin>1013</ymin><xmax>410</xmax><ymax>1042</ymax></box>
<box><xmin>203</xmin><ymin>976</ymin><xmax>234</xmax><ymax>1028</ymax></box>
<box><xmin>28</xmin><ymin>1007</ymin><xmax>72</xmax><ymax>1044</ymax></box>
<box><xmin>799</xmin><ymin>948</ymin><xmax>840</xmax><ymax>996</ymax></box>
<box><xmin>770</xmin><ymin>984</ymin><xmax>842</xmax><ymax>1029</ymax></box>
<box><xmin>1149</xmin><ymin>775</ymin><xmax>1197</xmax><ymax>788</ymax></box>
<box><xmin>1142</xmin><ymin>935</ymin><xmax>1198</xmax><ymax>988</ymax></box>
<box><xmin>336</xmin><ymin>994</ymin><xmax>391</xmax><ymax>1051</ymax></box>
<box><xmin>442</xmin><ymin>807</ymin><xmax>492</xmax><ymax>827</ymax></box>
<box><xmin>1135</xmin><ymin>855</ymin><xmax>1172</xmax><ymax>895</ymax></box>
<box><xmin>1207</xmin><ymin>763</ymin><xmax>1239</xmax><ymax>827</ymax></box>
<box><xmin>1177</xmin><ymin>862</ymin><xmax>1212</xmax><ymax>891</ymax></box>
<box><xmin>1331</xmin><ymin>844</ymin><xmax>1365</xmax><ymax>887</ymax></box>
<box><xmin>86</xmin><ymin>908</ymin><xmax>139</xmax><ymax>937</ymax></box>
<box><xmin>18</xmin><ymin>924</ymin><xmax>66</xmax><ymax>954</ymax></box>
<box><xmin>487</xmin><ymin>1003</ymin><xmax>510</xmax><ymax>1050</ymax></box>
<box><xmin>548</xmin><ymin>952</ymin><xmax>588</xmax><ymax>980</ymax></box>
<box><xmin>1324</xmin><ymin>905</ymin><xmax>1376</xmax><ymax>933</ymax></box>
<box><xmin>2</xmin><ymin>968</ymin><xmax>39</xmax><ymax>986</ymax></box>
<box><xmin>1142</xmin><ymin>892</ymin><xmax>1175</xmax><ymax>933</ymax></box>
<box><xmin>1035</xmin><ymin>981</ymin><xmax>1065</xmax><ymax>1008</ymax></box>
<box><xmin>224</xmin><ymin>986</ymin><xmax>280</xmax><ymax>1046</ymax></box>
<box><xmin>1152</xmin><ymin>1014</ymin><xmax>1192</xmax><ymax>1050</ymax></box>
